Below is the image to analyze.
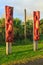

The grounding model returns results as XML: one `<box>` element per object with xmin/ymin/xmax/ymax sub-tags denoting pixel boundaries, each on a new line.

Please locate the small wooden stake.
<box><xmin>6</xmin><ymin>42</ymin><xmax>12</xmax><ymax>55</ymax></box>
<box><xmin>24</xmin><ymin>9</ymin><xmax>26</xmax><ymax>40</ymax></box>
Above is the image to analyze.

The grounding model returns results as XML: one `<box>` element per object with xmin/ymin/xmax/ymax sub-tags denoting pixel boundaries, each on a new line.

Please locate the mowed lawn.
<box><xmin>0</xmin><ymin>38</ymin><xmax>43</xmax><ymax>65</ymax></box>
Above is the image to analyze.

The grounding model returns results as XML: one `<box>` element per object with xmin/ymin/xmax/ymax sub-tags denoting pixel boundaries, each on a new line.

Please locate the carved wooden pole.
<box><xmin>33</xmin><ymin>11</ymin><xmax>40</xmax><ymax>51</ymax></box>
<box><xmin>5</xmin><ymin>6</ymin><xmax>13</xmax><ymax>55</ymax></box>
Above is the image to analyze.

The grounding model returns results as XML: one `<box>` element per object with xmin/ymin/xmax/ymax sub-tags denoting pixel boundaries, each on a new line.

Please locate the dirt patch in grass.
<box><xmin>13</xmin><ymin>58</ymin><xmax>43</xmax><ymax>65</ymax></box>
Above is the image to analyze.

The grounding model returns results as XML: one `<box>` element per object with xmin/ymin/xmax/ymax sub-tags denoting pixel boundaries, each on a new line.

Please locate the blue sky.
<box><xmin>0</xmin><ymin>0</ymin><xmax>43</xmax><ymax>21</ymax></box>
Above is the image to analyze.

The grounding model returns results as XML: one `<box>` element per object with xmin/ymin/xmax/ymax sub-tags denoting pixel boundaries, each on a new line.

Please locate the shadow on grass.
<box><xmin>38</xmin><ymin>48</ymin><xmax>43</xmax><ymax>52</ymax></box>
<box><xmin>12</xmin><ymin>48</ymin><xmax>33</xmax><ymax>54</ymax></box>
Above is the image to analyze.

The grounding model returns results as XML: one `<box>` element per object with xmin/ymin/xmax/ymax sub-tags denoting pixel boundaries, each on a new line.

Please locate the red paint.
<box><xmin>33</xmin><ymin>11</ymin><xmax>40</xmax><ymax>41</ymax></box>
<box><xmin>5</xmin><ymin>6</ymin><xmax>14</xmax><ymax>42</ymax></box>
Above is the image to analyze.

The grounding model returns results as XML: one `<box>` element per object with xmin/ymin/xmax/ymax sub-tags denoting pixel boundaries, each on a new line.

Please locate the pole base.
<box><xmin>6</xmin><ymin>42</ymin><xmax>12</xmax><ymax>55</ymax></box>
<box><xmin>33</xmin><ymin>40</ymin><xmax>38</xmax><ymax>51</ymax></box>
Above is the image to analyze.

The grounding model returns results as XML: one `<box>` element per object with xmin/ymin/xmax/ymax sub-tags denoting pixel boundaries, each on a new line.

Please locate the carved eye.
<box><xmin>10</xmin><ymin>12</ymin><xmax>12</xmax><ymax>16</ymax></box>
<box><xmin>36</xmin><ymin>16</ymin><xmax>38</xmax><ymax>20</ymax></box>
<box><xmin>8</xmin><ymin>31</ymin><xmax>12</xmax><ymax>35</ymax></box>
<box><xmin>7</xmin><ymin>19</ymin><xmax>10</xmax><ymax>22</ymax></box>
<box><xmin>36</xmin><ymin>30</ymin><xmax>38</xmax><ymax>35</ymax></box>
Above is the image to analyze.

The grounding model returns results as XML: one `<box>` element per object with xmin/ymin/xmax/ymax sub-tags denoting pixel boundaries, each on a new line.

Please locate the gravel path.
<box><xmin>14</xmin><ymin>58</ymin><xmax>43</xmax><ymax>65</ymax></box>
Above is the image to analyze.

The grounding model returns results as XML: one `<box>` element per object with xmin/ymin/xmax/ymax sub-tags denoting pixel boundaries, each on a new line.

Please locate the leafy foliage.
<box><xmin>0</xmin><ymin>17</ymin><xmax>43</xmax><ymax>42</ymax></box>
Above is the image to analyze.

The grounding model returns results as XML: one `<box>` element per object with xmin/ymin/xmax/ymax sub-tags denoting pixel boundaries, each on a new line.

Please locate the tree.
<box><xmin>0</xmin><ymin>18</ymin><xmax>5</xmax><ymax>42</ymax></box>
<box><xmin>40</xmin><ymin>19</ymin><xmax>43</xmax><ymax>34</ymax></box>
<box><xmin>26</xmin><ymin>20</ymin><xmax>33</xmax><ymax>40</ymax></box>
<box><xmin>13</xmin><ymin>18</ymin><xmax>23</xmax><ymax>40</ymax></box>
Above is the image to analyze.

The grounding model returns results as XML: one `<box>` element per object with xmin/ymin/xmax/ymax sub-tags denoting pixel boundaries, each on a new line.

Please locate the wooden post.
<box><xmin>8</xmin><ymin>43</ymin><xmax>12</xmax><ymax>54</ymax></box>
<box><xmin>24</xmin><ymin>9</ymin><xmax>26</xmax><ymax>40</ymax></box>
<box><xmin>33</xmin><ymin>16</ymin><xmax>38</xmax><ymax>51</ymax></box>
<box><xmin>33</xmin><ymin>41</ymin><xmax>38</xmax><ymax>51</ymax></box>
<box><xmin>33</xmin><ymin>11</ymin><xmax>40</xmax><ymax>51</ymax></box>
<box><xmin>6</xmin><ymin>42</ymin><xmax>8</xmax><ymax>55</ymax></box>
<box><xmin>6</xmin><ymin>42</ymin><xmax>12</xmax><ymax>55</ymax></box>
<box><xmin>5</xmin><ymin>6</ymin><xmax>13</xmax><ymax>55</ymax></box>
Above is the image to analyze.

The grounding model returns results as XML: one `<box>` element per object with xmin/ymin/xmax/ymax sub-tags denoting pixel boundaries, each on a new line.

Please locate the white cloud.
<box><xmin>0</xmin><ymin>0</ymin><xmax>43</xmax><ymax>20</ymax></box>
<box><xmin>14</xmin><ymin>0</ymin><xmax>43</xmax><ymax>20</ymax></box>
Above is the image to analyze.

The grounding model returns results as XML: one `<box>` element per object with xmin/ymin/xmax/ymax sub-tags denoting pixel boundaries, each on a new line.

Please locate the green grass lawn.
<box><xmin>0</xmin><ymin>39</ymin><xmax>43</xmax><ymax>65</ymax></box>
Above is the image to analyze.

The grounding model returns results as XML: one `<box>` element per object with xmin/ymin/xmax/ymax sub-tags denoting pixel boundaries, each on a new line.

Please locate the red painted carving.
<box><xmin>33</xmin><ymin>11</ymin><xmax>40</xmax><ymax>41</ymax></box>
<box><xmin>5</xmin><ymin>6</ymin><xmax>14</xmax><ymax>42</ymax></box>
